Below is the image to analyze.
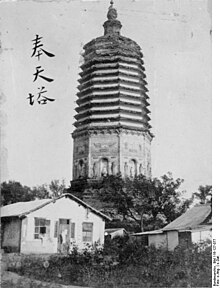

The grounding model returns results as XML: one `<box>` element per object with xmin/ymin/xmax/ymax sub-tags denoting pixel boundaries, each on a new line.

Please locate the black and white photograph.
<box><xmin>0</xmin><ymin>0</ymin><xmax>215</xmax><ymax>287</ymax></box>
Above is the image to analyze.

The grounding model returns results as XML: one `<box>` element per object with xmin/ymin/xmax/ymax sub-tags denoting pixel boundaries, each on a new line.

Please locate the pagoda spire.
<box><xmin>103</xmin><ymin>0</ymin><xmax>122</xmax><ymax>35</ymax></box>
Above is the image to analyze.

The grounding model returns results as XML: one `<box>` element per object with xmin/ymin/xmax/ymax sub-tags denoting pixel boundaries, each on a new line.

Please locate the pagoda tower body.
<box><xmin>71</xmin><ymin>2</ymin><xmax>153</xmax><ymax>184</ymax></box>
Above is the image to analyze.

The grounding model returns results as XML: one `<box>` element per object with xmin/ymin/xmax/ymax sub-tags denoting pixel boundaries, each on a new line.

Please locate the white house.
<box><xmin>132</xmin><ymin>204</ymin><xmax>212</xmax><ymax>251</ymax></box>
<box><xmin>1</xmin><ymin>193</ymin><xmax>111</xmax><ymax>254</ymax></box>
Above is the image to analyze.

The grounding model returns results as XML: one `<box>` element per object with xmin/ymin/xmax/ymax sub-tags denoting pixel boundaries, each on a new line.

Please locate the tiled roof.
<box><xmin>1</xmin><ymin>199</ymin><xmax>51</xmax><ymax>218</ymax></box>
<box><xmin>131</xmin><ymin>229</ymin><xmax>163</xmax><ymax>236</ymax></box>
<box><xmin>131</xmin><ymin>204</ymin><xmax>212</xmax><ymax>236</ymax></box>
<box><xmin>1</xmin><ymin>193</ymin><xmax>111</xmax><ymax>221</ymax></box>
<box><xmin>163</xmin><ymin>204</ymin><xmax>211</xmax><ymax>231</ymax></box>
<box><xmin>105</xmin><ymin>228</ymin><xmax>126</xmax><ymax>233</ymax></box>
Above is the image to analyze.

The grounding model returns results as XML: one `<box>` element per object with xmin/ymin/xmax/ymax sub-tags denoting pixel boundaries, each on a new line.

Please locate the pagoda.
<box><xmin>71</xmin><ymin>1</ymin><xmax>153</xmax><ymax>185</ymax></box>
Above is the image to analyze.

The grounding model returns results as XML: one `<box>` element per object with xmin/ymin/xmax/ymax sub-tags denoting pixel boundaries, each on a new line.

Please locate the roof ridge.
<box><xmin>1</xmin><ymin>193</ymin><xmax>111</xmax><ymax>221</ymax></box>
<box><xmin>162</xmin><ymin>204</ymin><xmax>211</xmax><ymax>231</ymax></box>
<box><xmin>2</xmin><ymin>198</ymin><xmax>51</xmax><ymax>207</ymax></box>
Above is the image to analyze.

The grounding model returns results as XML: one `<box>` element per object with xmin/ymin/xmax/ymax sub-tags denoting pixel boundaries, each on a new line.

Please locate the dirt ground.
<box><xmin>1</xmin><ymin>271</ymin><xmax>89</xmax><ymax>288</ymax></box>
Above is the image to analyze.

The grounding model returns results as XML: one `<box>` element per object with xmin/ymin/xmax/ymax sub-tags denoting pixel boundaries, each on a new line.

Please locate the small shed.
<box><xmin>1</xmin><ymin>193</ymin><xmax>111</xmax><ymax>254</ymax></box>
<box><xmin>105</xmin><ymin>228</ymin><xmax>127</xmax><ymax>239</ymax></box>
<box><xmin>132</xmin><ymin>204</ymin><xmax>212</xmax><ymax>251</ymax></box>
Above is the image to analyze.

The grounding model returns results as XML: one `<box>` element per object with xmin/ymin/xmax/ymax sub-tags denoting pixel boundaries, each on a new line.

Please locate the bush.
<box><xmin>9</xmin><ymin>239</ymin><xmax>212</xmax><ymax>287</ymax></box>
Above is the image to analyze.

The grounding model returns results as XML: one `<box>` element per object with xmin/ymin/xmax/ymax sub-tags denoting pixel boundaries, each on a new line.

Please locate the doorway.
<box><xmin>58</xmin><ymin>219</ymin><xmax>70</xmax><ymax>254</ymax></box>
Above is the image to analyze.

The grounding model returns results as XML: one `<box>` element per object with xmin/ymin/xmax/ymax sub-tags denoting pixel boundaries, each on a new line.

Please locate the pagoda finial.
<box><xmin>107</xmin><ymin>0</ymin><xmax>117</xmax><ymax>20</ymax></box>
<box><xmin>104</xmin><ymin>0</ymin><xmax>122</xmax><ymax>35</ymax></box>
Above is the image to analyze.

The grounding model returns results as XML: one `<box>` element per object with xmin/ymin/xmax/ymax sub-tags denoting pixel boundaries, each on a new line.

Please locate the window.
<box><xmin>82</xmin><ymin>222</ymin><xmax>93</xmax><ymax>242</ymax></box>
<box><xmin>34</xmin><ymin>218</ymin><xmax>50</xmax><ymax>239</ymax></box>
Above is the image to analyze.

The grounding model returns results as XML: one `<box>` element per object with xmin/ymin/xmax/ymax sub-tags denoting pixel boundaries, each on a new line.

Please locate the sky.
<box><xmin>0</xmin><ymin>0</ymin><xmax>212</xmax><ymax>198</ymax></box>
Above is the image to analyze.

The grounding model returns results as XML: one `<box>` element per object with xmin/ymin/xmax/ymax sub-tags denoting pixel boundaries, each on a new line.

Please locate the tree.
<box><xmin>193</xmin><ymin>185</ymin><xmax>212</xmax><ymax>204</ymax></box>
<box><xmin>1</xmin><ymin>181</ymin><xmax>35</xmax><ymax>206</ymax></box>
<box><xmin>31</xmin><ymin>184</ymin><xmax>51</xmax><ymax>200</ymax></box>
<box><xmin>1</xmin><ymin>179</ymin><xmax>66</xmax><ymax>206</ymax></box>
<box><xmin>49</xmin><ymin>179</ymin><xmax>66</xmax><ymax>197</ymax></box>
<box><xmin>32</xmin><ymin>179</ymin><xmax>66</xmax><ymax>199</ymax></box>
<box><xmin>97</xmin><ymin>173</ymin><xmax>193</xmax><ymax>232</ymax></box>
<box><xmin>98</xmin><ymin>174</ymin><xmax>133</xmax><ymax>220</ymax></box>
<box><xmin>144</xmin><ymin>173</ymin><xmax>193</xmax><ymax>230</ymax></box>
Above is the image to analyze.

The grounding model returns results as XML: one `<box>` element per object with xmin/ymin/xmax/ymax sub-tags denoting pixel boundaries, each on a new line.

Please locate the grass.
<box><xmin>5</xmin><ymin>239</ymin><xmax>212</xmax><ymax>288</ymax></box>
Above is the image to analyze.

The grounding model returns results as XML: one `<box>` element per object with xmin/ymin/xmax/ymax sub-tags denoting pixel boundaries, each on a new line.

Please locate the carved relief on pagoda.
<box><xmin>123</xmin><ymin>159</ymin><xmax>145</xmax><ymax>178</ymax></box>
<box><xmin>122</xmin><ymin>140</ymin><xmax>144</xmax><ymax>158</ymax></box>
<box><xmin>73</xmin><ymin>136</ymin><xmax>89</xmax><ymax>159</ymax></box>
<box><xmin>91</xmin><ymin>142</ymin><xmax>117</xmax><ymax>155</ymax></box>
<box><xmin>75</xmin><ymin>144</ymin><xmax>88</xmax><ymax>156</ymax></box>
<box><xmin>125</xmin><ymin>142</ymin><xmax>142</xmax><ymax>153</ymax></box>
<box><xmin>90</xmin><ymin>157</ymin><xmax>118</xmax><ymax>178</ymax></box>
<box><xmin>123</xmin><ymin>159</ymin><xmax>137</xmax><ymax>177</ymax></box>
<box><xmin>138</xmin><ymin>163</ymin><xmax>145</xmax><ymax>175</ymax></box>
<box><xmin>73</xmin><ymin>158</ymin><xmax>88</xmax><ymax>179</ymax></box>
<box><xmin>146</xmin><ymin>150</ymin><xmax>152</xmax><ymax>177</ymax></box>
<box><xmin>90</xmin><ymin>134</ymin><xmax>119</xmax><ymax>158</ymax></box>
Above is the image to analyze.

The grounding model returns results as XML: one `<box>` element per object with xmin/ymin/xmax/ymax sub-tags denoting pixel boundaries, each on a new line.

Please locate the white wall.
<box><xmin>148</xmin><ymin>232</ymin><xmax>178</xmax><ymax>251</ymax></box>
<box><xmin>148</xmin><ymin>233</ymin><xmax>167</xmax><ymax>249</ymax></box>
<box><xmin>192</xmin><ymin>229</ymin><xmax>212</xmax><ymax>243</ymax></box>
<box><xmin>167</xmin><ymin>231</ymin><xmax>179</xmax><ymax>251</ymax></box>
<box><xmin>20</xmin><ymin>197</ymin><xmax>105</xmax><ymax>254</ymax></box>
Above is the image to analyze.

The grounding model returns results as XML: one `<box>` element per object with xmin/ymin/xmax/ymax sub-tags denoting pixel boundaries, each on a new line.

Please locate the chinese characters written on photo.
<box><xmin>27</xmin><ymin>34</ymin><xmax>55</xmax><ymax>105</ymax></box>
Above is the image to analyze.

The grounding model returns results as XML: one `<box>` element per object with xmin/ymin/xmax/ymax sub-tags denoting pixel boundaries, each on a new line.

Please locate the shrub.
<box><xmin>9</xmin><ymin>239</ymin><xmax>212</xmax><ymax>287</ymax></box>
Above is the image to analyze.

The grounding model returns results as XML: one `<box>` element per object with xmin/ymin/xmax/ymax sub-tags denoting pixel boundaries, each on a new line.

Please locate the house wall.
<box><xmin>2</xmin><ymin>217</ymin><xmax>21</xmax><ymax>252</ymax></box>
<box><xmin>145</xmin><ymin>229</ymin><xmax>211</xmax><ymax>251</ymax></box>
<box><xmin>167</xmin><ymin>231</ymin><xmax>179</xmax><ymax>251</ymax></box>
<box><xmin>178</xmin><ymin>231</ymin><xmax>192</xmax><ymax>247</ymax></box>
<box><xmin>20</xmin><ymin>197</ymin><xmax>105</xmax><ymax>254</ymax></box>
<box><xmin>148</xmin><ymin>233</ymin><xmax>167</xmax><ymax>249</ymax></box>
<box><xmin>192</xmin><ymin>229</ymin><xmax>212</xmax><ymax>243</ymax></box>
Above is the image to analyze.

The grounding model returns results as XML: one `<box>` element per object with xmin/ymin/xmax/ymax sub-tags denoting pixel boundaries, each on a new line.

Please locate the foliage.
<box><xmin>193</xmin><ymin>185</ymin><xmax>212</xmax><ymax>204</ymax></box>
<box><xmin>49</xmin><ymin>179</ymin><xmax>66</xmax><ymax>197</ymax></box>
<box><xmin>9</xmin><ymin>239</ymin><xmax>212</xmax><ymax>288</ymax></box>
<box><xmin>96</xmin><ymin>173</ymin><xmax>193</xmax><ymax>231</ymax></box>
<box><xmin>1</xmin><ymin>179</ymin><xmax>66</xmax><ymax>206</ymax></box>
<box><xmin>105</xmin><ymin>219</ymin><xmax>140</xmax><ymax>233</ymax></box>
<box><xmin>32</xmin><ymin>179</ymin><xmax>66</xmax><ymax>199</ymax></box>
<box><xmin>1</xmin><ymin>181</ymin><xmax>35</xmax><ymax>206</ymax></box>
<box><xmin>67</xmin><ymin>178</ymin><xmax>88</xmax><ymax>199</ymax></box>
<box><xmin>31</xmin><ymin>184</ymin><xmax>51</xmax><ymax>200</ymax></box>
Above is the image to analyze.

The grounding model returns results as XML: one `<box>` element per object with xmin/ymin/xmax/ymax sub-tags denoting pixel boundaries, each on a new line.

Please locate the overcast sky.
<box><xmin>0</xmin><ymin>0</ymin><xmax>211</xmax><ymax>197</ymax></box>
